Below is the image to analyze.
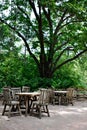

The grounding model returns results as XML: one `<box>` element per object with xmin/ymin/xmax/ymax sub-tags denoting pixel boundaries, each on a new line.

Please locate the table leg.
<box><xmin>58</xmin><ymin>96</ymin><xmax>61</xmax><ymax>105</ymax></box>
<box><xmin>25</xmin><ymin>96</ymin><xmax>28</xmax><ymax>116</ymax></box>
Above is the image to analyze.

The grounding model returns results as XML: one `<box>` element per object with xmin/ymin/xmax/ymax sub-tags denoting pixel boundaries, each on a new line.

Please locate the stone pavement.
<box><xmin>0</xmin><ymin>100</ymin><xmax>87</xmax><ymax>130</ymax></box>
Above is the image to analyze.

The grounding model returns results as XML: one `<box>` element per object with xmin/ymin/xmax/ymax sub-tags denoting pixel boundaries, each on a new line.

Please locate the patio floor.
<box><xmin>0</xmin><ymin>99</ymin><xmax>87</xmax><ymax>130</ymax></box>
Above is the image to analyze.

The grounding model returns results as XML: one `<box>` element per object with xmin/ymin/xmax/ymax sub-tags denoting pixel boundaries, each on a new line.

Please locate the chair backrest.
<box><xmin>66</xmin><ymin>88</ymin><xmax>74</xmax><ymax>99</ymax></box>
<box><xmin>22</xmin><ymin>86</ymin><xmax>30</xmax><ymax>92</ymax></box>
<box><xmin>47</xmin><ymin>89</ymin><xmax>55</xmax><ymax>103</ymax></box>
<box><xmin>3</xmin><ymin>88</ymin><xmax>12</xmax><ymax>104</ymax></box>
<box><xmin>39</xmin><ymin>89</ymin><xmax>49</xmax><ymax>104</ymax></box>
<box><xmin>11</xmin><ymin>87</ymin><xmax>21</xmax><ymax>100</ymax></box>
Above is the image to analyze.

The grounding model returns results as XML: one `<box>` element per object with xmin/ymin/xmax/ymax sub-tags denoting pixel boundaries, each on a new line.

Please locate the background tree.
<box><xmin>0</xmin><ymin>0</ymin><xmax>87</xmax><ymax>88</ymax></box>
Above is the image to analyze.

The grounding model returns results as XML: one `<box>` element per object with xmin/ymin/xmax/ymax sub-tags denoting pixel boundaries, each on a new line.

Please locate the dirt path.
<box><xmin>0</xmin><ymin>100</ymin><xmax>87</xmax><ymax>130</ymax></box>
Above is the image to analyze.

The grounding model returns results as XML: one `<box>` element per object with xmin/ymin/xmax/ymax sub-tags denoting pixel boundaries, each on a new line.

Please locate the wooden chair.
<box><xmin>30</xmin><ymin>88</ymin><xmax>50</xmax><ymax>119</ymax></box>
<box><xmin>2</xmin><ymin>86</ymin><xmax>11</xmax><ymax>105</ymax></box>
<box><xmin>48</xmin><ymin>89</ymin><xmax>59</xmax><ymax>105</ymax></box>
<box><xmin>62</xmin><ymin>88</ymin><xmax>74</xmax><ymax>105</ymax></box>
<box><xmin>11</xmin><ymin>87</ymin><xmax>21</xmax><ymax>101</ymax></box>
<box><xmin>2</xmin><ymin>88</ymin><xmax>21</xmax><ymax>118</ymax></box>
<box><xmin>22</xmin><ymin>86</ymin><xmax>30</xmax><ymax>92</ymax></box>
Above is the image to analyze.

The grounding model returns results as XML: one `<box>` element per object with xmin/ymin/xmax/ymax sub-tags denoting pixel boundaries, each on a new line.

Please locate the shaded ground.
<box><xmin>0</xmin><ymin>99</ymin><xmax>87</xmax><ymax>130</ymax></box>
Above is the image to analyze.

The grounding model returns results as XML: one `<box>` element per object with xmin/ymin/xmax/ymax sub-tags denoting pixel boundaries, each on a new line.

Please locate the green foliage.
<box><xmin>0</xmin><ymin>0</ymin><xmax>87</xmax><ymax>90</ymax></box>
<box><xmin>37</xmin><ymin>77</ymin><xmax>52</xmax><ymax>88</ymax></box>
<box><xmin>52</xmin><ymin>64</ymin><xmax>75</xmax><ymax>89</ymax></box>
<box><xmin>0</xmin><ymin>50</ymin><xmax>87</xmax><ymax>90</ymax></box>
<box><xmin>51</xmin><ymin>58</ymin><xmax>87</xmax><ymax>89</ymax></box>
<box><xmin>0</xmin><ymin>48</ymin><xmax>40</xmax><ymax>90</ymax></box>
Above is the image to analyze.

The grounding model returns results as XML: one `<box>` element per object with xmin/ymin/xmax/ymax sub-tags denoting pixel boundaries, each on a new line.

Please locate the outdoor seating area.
<box><xmin>1</xmin><ymin>86</ymin><xmax>87</xmax><ymax>130</ymax></box>
<box><xmin>0</xmin><ymin>86</ymin><xmax>80</xmax><ymax>119</ymax></box>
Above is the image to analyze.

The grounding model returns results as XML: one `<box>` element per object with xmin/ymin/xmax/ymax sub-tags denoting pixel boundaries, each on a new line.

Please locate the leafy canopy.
<box><xmin>0</xmin><ymin>0</ymin><xmax>87</xmax><ymax>79</ymax></box>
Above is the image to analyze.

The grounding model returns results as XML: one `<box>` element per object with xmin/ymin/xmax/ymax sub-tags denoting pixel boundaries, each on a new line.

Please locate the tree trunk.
<box><xmin>39</xmin><ymin>54</ymin><xmax>52</xmax><ymax>78</ymax></box>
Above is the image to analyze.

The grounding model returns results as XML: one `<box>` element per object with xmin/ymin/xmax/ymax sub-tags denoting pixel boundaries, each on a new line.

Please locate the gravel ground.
<box><xmin>0</xmin><ymin>99</ymin><xmax>87</xmax><ymax>130</ymax></box>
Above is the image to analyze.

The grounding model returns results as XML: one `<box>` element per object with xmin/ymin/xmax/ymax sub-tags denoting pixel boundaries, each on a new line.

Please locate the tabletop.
<box><xmin>16</xmin><ymin>92</ymin><xmax>40</xmax><ymax>97</ymax></box>
<box><xmin>54</xmin><ymin>90</ymin><xmax>67</xmax><ymax>94</ymax></box>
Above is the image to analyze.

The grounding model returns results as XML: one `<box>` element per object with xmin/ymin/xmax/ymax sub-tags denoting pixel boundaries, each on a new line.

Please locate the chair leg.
<box><xmin>30</xmin><ymin>103</ymin><xmax>35</xmax><ymax>116</ymax></box>
<box><xmin>8</xmin><ymin>105</ymin><xmax>13</xmax><ymax>118</ymax></box>
<box><xmin>2</xmin><ymin>104</ymin><xmax>6</xmax><ymax>115</ymax></box>
<box><xmin>71</xmin><ymin>102</ymin><xmax>73</xmax><ymax>106</ymax></box>
<box><xmin>46</xmin><ymin>105</ymin><xmax>50</xmax><ymax>117</ymax></box>
<box><xmin>42</xmin><ymin>105</ymin><xmax>45</xmax><ymax>112</ymax></box>
<box><xmin>38</xmin><ymin>105</ymin><xmax>41</xmax><ymax>119</ymax></box>
<box><xmin>17</xmin><ymin>104</ymin><xmax>22</xmax><ymax>116</ymax></box>
<box><xmin>52</xmin><ymin>99</ymin><xmax>55</xmax><ymax>105</ymax></box>
<box><xmin>35</xmin><ymin>104</ymin><xmax>38</xmax><ymax>112</ymax></box>
<box><xmin>70</xmin><ymin>99</ymin><xmax>74</xmax><ymax>106</ymax></box>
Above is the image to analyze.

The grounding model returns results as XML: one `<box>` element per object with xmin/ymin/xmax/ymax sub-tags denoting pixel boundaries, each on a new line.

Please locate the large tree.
<box><xmin>0</xmin><ymin>0</ymin><xmax>87</xmax><ymax>78</ymax></box>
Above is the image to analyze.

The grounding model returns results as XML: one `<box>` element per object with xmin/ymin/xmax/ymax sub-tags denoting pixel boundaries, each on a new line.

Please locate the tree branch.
<box><xmin>0</xmin><ymin>18</ymin><xmax>40</xmax><ymax>67</ymax></box>
<box><xmin>29</xmin><ymin>0</ymin><xmax>39</xmax><ymax>22</ymax></box>
<box><xmin>60</xmin><ymin>20</ymin><xmax>83</xmax><ymax>30</ymax></box>
<box><xmin>63</xmin><ymin>14</ymin><xmax>74</xmax><ymax>22</ymax></box>
<box><xmin>54</xmin><ymin>9</ymin><xmax>67</xmax><ymax>35</ymax></box>
<box><xmin>53</xmin><ymin>47</ymin><xmax>69</xmax><ymax>67</ymax></box>
<box><xmin>38</xmin><ymin>1</ymin><xmax>44</xmax><ymax>53</ymax></box>
<box><xmin>54</xmin><ymin>40</ymin><xmax>69</xmax><ymax>52</ymax></box>
<box><xmin>16</xmin><ymin>5</ymin><xmax>38</xmax><ymax>36</ymax></box>
<box><xmin>42</xmin><ymin>7</ymin><xmax>52</xmax><ymax>28</ymax></box>
<box><xmin>52</xmin><ymin>49</ymin><xmax>87</xmax><ymax>74</ymax></box>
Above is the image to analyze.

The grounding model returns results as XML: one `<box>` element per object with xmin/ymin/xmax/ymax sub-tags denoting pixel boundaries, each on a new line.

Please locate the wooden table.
<box><xmin>16</xmin><ymin>92</ymin><xmax>40</xmax><ymax>116</ymax></box>
<box><xmin>54</xmin><ymin>91</ymin><xmax>67</xmax><ymax>105</ymax></box>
